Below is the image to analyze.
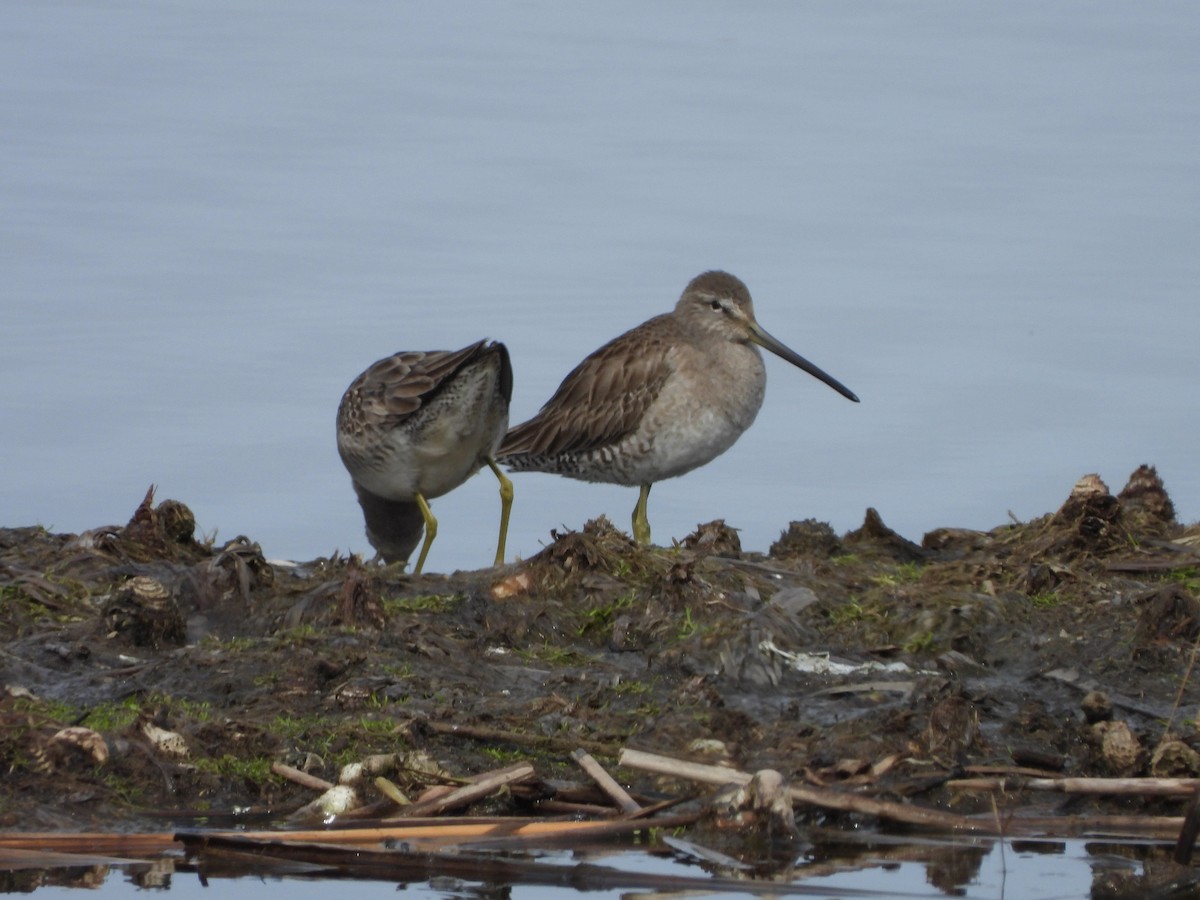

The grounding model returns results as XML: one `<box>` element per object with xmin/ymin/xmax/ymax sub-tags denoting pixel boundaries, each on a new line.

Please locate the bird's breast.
<box><xmin>615</xmin><ymin>343</ymin><xmax>766</xmax><ymax>483</ymax></box>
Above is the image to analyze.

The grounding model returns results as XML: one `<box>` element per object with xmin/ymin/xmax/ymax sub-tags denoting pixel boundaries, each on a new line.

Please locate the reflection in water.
<box><xmin>128</xmin><ymin>858</ymin><xmax>175</xmax><ymax>890</ymax></box>
<box><xmin>0</xmin><ymin>835</ymin><xmax>1156</xmax><ymax>898</ymax></box>
<box><xmin>923</xmin><ymin>843</ymin><xmax>988</xmax><ymax>895</ymax></box>
<box><xmin>0</xmin><ymin>864</ymin><xmax>109</xmax><ymax>892</ymax></box>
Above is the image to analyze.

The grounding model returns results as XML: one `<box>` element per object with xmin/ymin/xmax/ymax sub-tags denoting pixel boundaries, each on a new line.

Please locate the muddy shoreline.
<box><xmin>2</xmin><ymin>464</ymin><xmax>1199</xmax><ymax>841</ymax></box>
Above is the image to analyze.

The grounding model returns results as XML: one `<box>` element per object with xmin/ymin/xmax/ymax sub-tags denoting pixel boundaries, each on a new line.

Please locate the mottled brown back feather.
<box><xmin>499</xmin><ymin>314</ymin><xmax>678</xmax><ymax>458</ymax></box>
<box><xmin>338</xmin><ymin>340</ymin><xmax>511</xmax><ymax>434</ymax></box>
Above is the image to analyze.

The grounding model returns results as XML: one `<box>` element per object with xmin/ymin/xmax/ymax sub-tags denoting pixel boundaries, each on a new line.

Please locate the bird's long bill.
<box><xmin>749</xmin><ymin>322</ymin><xmax>860</xmax><ymax>403</ymax></box>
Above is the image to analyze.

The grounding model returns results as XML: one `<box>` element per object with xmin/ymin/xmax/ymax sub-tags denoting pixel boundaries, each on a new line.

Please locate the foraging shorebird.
<box><xmin>497</xmin><ymin>271</ymin><xmax>858</xmax><ymax>544</ymax></box>
<box><xmin>336</xmin><ymin>340</ymin><xmax>513</xmax><ymax>573</ymax></box>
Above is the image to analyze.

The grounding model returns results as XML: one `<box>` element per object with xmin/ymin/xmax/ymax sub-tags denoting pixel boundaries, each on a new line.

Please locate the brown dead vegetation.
<box><xmin>1</xmin><ymin>464</ymin><xmax>1199</xmax><ymax>863</ymax></box>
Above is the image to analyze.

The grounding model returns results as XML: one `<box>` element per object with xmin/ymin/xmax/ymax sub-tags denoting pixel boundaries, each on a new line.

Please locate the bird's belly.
<box><xmin>622</xmin><ymin>358</ymin><xmax>764</xmax><ymax>482</ymax></box>
<box><xmin>346</xmin><ymin>417</ymin><xmax>497</xmax><ymax>502</ymax></box>
<box><xmin>618</xmin><ymin>406</ymin><xmax>748</xmax><ymax>484</ymax></box>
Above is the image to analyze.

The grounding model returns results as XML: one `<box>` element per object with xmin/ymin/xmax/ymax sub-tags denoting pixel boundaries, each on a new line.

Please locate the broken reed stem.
<box><xmin>1175</xmin><ymin>784</ymin><xmax>1200</xmax><ymax>865</ymax></box>
<box><xmin>619</xmin><ymin>748</ymin><xmax>1200</xmax><ymax>841</ymax></box>
<box><xmin>382</xmin><ymin>763</ymin><xmax>535</xmax><ymax>820</ymax></box>
<box><xmin>618</xmin><ymin>748</ymin><xmax>991</xmax><ymax>833</ymax></box>
<box><xmin>948</xmin><ymin>776</ymin><xmax>1200</xmax><ymax>796</ymax></box>
<box><xmin>271</xmin><ymin>762</ymin><xmax>335</xmax><ymax>792</ymax></box>
<box><xmin>0</xmin><ymin>816</ymin><xmax>698</xmax><ymax>858</ymax></box>
<box><xmin>571</xmin><ymin>748</ymin><xmax>642</xmax><ymax>814</ymax></box>
<box><xmin>532</xmin><ymin>799</ymin><xmax>620</xmax><ymax>817</ymax></box>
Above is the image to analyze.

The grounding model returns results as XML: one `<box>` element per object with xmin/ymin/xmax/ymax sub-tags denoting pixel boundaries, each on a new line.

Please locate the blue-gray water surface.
<box><xmin>3</xmin><ymin>2</ymin><xmax>1198</xmax><ymax>572</ymax></box>
<box><xmin>4</xmin><ymin>837</ymin><xmax>1152</xmax><ymax>898</ymax></box>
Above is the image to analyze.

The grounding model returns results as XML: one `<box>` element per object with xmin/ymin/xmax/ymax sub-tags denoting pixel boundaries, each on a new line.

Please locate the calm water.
<box><xmin>6</xmin><ymin>837</ymin><xmax>1154</xmax><ymax>898</ymax></box>
<box><xmin>3</xmin><ymin>2</ymin><xmax>1198</xmax><ymax>572</ymax></box>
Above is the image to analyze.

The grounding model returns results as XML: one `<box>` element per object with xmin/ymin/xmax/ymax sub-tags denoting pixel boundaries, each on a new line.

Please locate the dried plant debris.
<box><xmin>0</xmin><ymin>464</ymin><xmax>1197</xmax><ymax>847</ymax></box>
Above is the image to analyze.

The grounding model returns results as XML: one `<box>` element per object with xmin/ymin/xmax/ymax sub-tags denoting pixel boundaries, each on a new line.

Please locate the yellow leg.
<box><xmin>486</xmin><ymin>457</ymin><xmax>513</xmax><ymax>566</ymax></box>
<box><xmin>412</xmin><ymin>493</ymin><xmax>437</xmax><ymax>575</ymax></box>
<box><xmin>631</xmin><ymin>483</ymin><xmax>652</xmax><ymax>545</ymax></box>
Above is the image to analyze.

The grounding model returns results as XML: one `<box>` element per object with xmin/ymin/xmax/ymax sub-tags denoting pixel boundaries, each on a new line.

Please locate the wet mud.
<box><xmin>2</xmin><ymin>465</ymin><xmax>1199</xmax><ymax>840</ymax></box>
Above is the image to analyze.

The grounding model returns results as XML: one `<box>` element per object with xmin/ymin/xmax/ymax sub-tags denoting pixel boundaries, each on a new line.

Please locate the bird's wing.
<box><xmin>341</xmin><ymin>340</ymin><xmax>490</xmax><ymax>427</ymax></box>
<box><xmin>500</xmin><ymin>317</ymin><xmax>676</xmax><ymax>458</ymax></box>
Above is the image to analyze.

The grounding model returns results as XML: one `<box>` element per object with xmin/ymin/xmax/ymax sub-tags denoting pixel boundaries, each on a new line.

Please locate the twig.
<box><xmin>1107</xmin><ymin>551</ymin><xmax>1200</xmax><ymax>571</ymax></box>
<box><xmin>618</xmin><ymin>748</ymin><xmax>1200</xmax><ymax>841</ymax></box>
<box><xmin>383</xmin><ymin>763</ymin><xmax>535</xmax><ymax>819</ymax></box>
<box><xmin>1175</xmin><ymin>785</ymin><xmax>1200</xmax><ymax>864</ymax></box>
<box><xmin>0</xmin><ymin>817</ymin><xmax>694</xmax><ymax>857</ymax></box>
<box><xmin>620</xmin><ymin>793</ymin><xmax>696</xmax><ymax>820</ymax></box>
<box><xmin>1009</xmin><ymin>813</ymin><xmax>1196</xmax><ymax>839</ymax></box>
<box><xmin>0</xmin><ymin>833</ymin><xmax>181</xmax><ymax>855</ymax></box>
<box><xmin>963</xmin><ymin>763</ymin><xmax>1065</xmax><ymax>779</ymax></box>
<box><xmin>618</xmin><ymin>748</ymin><xmax>991</xmax><ymax>833</ymax></box>
<box><xmin>453</xmin><ymin>812</ymin><xmax>702</xmax><ymax>851</ymax></box>
<box><xmin>211</xmin><ymin>816</ymin><xmax>691</xmax><ymax>845</ymax></box>
<box><xmin>948</xmin><ymin>775</ymin><xmax>1200</xmax><ymax>796</ymax></box>
<box><xmin>271</xmin><ymin>762</ymin><xmax>334</xmax><ymax>792</ymax></box>
<box><xmin>571</xmin><ymin>748</ymin><xmax>641</xmax><ymax>814</ymax></box>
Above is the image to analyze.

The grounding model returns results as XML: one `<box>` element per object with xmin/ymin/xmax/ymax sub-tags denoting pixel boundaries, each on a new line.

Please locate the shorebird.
<box><xmin>497</xmin><ymin>271</ymin><xmax>858</xmax><ymax>545</ymax></box>
<box><xmin>336</xmin><ymin>339</ymin><xmax>513</xmax><ymax>573</ymax></box>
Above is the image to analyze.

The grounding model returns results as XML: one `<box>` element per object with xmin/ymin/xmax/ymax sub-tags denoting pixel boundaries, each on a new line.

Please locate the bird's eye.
<box><xmin>709</xmin><ymin>299</ymin><xmax>722</xmax><ymax>311</ymax></box>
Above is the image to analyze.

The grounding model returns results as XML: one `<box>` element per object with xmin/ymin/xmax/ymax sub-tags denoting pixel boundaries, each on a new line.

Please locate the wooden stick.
<box><xmin>1175</xmin><ymin>785</ymin><xmax>1200</xmax><ymax>864</ymax></box>
<box><xmin>1009</xmin><ymin>813</ymin><xmax>1194</xmax><ymax>839</ymax></box>
<box><xmin>571</xmin><ymin>749</ymin><xmax>641</xmax><ymax>814</ymax></box>
<box><xmin>531</xmin><ymin>799</ymin><xmax>618</xmax><ymax>817</ymax></box>
<box><xmin>620</xmin><ymin>793</ymin><xmax>695</xmax><ymax>820</ymax></box>
<box><xmin>462</xmin><ymin>762</ymin><xmax>532</xmax><ymax>785</ymax></box>
<box><xmin>383</xmin><ymin>763</ymin><xmax>535</xmax><ymax>820</ymax></box>
<box><xmin>218</xmin><ymin>816</ymin><xmax>684</xmax><ymax>844</ymax></box>
<box><xmin>271</xmin><ymin>762</ymin><xmax>334</xmax><ymax>792</ymax></box>
<box><xmin>619</xmin><ymin>748</ymin><xmax>992</xmax><ymax>833</ymax></box>
<box><xmin>4</xmin><ymin>804</ymin><xmax>1199</xmax><ymax>860</ymax></box>
<box><xmin>452</xmin><ymin>812</ymin><xmax>701</xmax><ymax>851</ymax></box>
<box><xmin>0</xmin><ymin>817</ymin><xmax>685</xmax><ymax>857</ymax></box>
<box><xmin>0</xmin><ymin>833</ymin><xmax>181</xmax><ymax>855</ymax></box>
<box><xmin>962</xmin><ymin>764</ymin><xmax>1067</xmax><ymax>779</ymax></box>
<box><xmin>948</xmin><ymin>776</ymin><xmax>1200</xmax><ymax>796</ymax></box>
<box><xmin>617</xmin><ymin>748</ymin><xmax>1200</xmax><ymax>841</ymax></box>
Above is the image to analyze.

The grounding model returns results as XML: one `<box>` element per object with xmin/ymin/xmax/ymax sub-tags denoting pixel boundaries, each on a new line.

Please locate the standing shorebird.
<box><xmin>497</xmin><ymin>271</ymin><xmax>858</xmax><ymax>545</ymax></box>
<box><xmin>336</xmin><ymin>339</ymin><xmax>513</xmax><ymax>574</ymax></box>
